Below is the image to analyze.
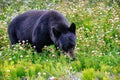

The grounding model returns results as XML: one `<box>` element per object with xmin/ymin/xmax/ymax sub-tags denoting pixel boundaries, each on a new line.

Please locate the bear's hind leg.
<box><xmin>8</xmin><ymin>32</ymin><xmax>18</xmax><ymax>46</ymax></box>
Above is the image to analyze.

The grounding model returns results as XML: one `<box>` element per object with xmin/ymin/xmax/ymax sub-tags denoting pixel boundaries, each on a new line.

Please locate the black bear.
<box><xmin>8</xmin><ymin>10</ymin><xmax>76</xmax><ymax>60</ymax></box>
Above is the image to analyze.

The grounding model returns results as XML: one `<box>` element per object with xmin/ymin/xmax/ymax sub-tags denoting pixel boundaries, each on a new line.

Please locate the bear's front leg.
<box><xmin>32</xmin><ymin>44</ymin><xmax>44</xmax><ymax>53</ymax></box>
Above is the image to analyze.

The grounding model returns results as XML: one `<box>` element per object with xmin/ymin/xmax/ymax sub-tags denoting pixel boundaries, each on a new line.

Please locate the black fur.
<box><xmin>8</xmin><ymin>10</ymin><xmax>76</xmax><ymax>59</ymax></box>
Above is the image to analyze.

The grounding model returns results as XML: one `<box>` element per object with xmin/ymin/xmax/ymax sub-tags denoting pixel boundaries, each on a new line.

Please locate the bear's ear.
<box><xmin>52</xmin><ymin>28</ymin><xmax>61</xmax><ymax>38</ymax></box>
<box><xmin>69</xmin><ymin>23</ymin><xmax>76</xmax><ymax>34</ymax></box>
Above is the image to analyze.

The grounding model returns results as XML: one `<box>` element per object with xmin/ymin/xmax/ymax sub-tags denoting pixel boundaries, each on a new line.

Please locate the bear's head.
<box><xmin>52</xmin><ymin>23</ymin><xmax>76</xmax><ymax>60</ymax></box>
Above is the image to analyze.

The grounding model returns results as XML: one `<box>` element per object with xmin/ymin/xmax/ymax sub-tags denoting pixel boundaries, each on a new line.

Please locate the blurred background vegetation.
<box><xmin>0</xmin><ymin>0</ymin><xmax>120</xmax><ymax>24</ymax></box>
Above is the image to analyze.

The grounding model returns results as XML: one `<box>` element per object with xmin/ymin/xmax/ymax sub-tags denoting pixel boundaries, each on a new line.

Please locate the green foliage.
<box><xmin>16</xmin><ymin>65</ymin><xmax>26</xmax><ymax>78</ymax></box>
<box><xmin>82</xmin><ymin>68</ymin><xmax>95</xmax><ymax>80</ymax></box>
<box><xmin>0</xmin><ymin>0</ymin><xmax>120</xmax><ymax>79</ymax></box>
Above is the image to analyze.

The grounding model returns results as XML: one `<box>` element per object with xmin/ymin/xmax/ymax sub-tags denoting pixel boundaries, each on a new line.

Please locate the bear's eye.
<box><xmin>69</xmin><ymin>36</ymin><xmax>75</xmax><ymax>42</ymax></box>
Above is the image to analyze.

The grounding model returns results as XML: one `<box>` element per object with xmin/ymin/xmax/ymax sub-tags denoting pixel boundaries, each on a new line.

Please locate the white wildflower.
<box><xmin>20</xmin><ymin>55</ymin><xmax>23</xmax><ymax>58</ymax></box>
<box><xmin>7</xmin><ymin>70</ymin><xmax>10</xmax><ymax>73</ymax></box>
<box><xmin>43</xmin><ymin>72</ymin><xmax>46</xmax><ymax>75</ymax></box>
<box><xmin>48</xmin><ymin>76</ymin><xmax>55</xmax><ymax>80</ymax></box>
<box><xmin>38</xmin><ymin>72</ymin><xmax>41</xmax><ymax>76</ymax></box>
<box><xmin>9</xmin><ymin>58</ymin><xmax>12</xmax><ymax>61</ymax></box>
<box><xmin>22</xmin><ymin>40</ymin><xmax>25</xmax><ymax>44</ymax></box>
<box><xmin>0</xmin><ymin>52</ymin><xmax>2</xmax><ymax>56</ymax></box>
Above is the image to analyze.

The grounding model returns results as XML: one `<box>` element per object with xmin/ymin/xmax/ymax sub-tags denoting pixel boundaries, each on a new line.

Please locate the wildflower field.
<box><xmin>0</xmin><ymin>0</ymin><xmax>120</xmax><ymax>80</ymax></box>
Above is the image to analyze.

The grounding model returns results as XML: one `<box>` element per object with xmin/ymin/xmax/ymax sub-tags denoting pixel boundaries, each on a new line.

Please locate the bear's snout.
<box><xmin>67</xmin><ymin>48</ymin><xmax>75</xmax><ymax>60</ymax></box>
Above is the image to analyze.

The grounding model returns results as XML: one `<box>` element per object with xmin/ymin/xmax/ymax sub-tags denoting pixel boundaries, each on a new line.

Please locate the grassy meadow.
<box><xmin>0</xmin><ymin>0</ymin><xmax>120</xmax><ymax>80</ymax></box>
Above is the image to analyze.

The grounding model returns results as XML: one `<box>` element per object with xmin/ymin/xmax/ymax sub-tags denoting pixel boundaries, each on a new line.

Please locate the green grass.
<box><xmin>0</xmin><ymin>0</ymin><xmax>120</xmax><ymax>80</ymax></box>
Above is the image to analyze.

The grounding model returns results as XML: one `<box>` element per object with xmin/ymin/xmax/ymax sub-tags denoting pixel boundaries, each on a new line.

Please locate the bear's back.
<box><xmin>22</xmin><ymin>10</ymin><xmax>46</xmax><ymax>18</ymax></box>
